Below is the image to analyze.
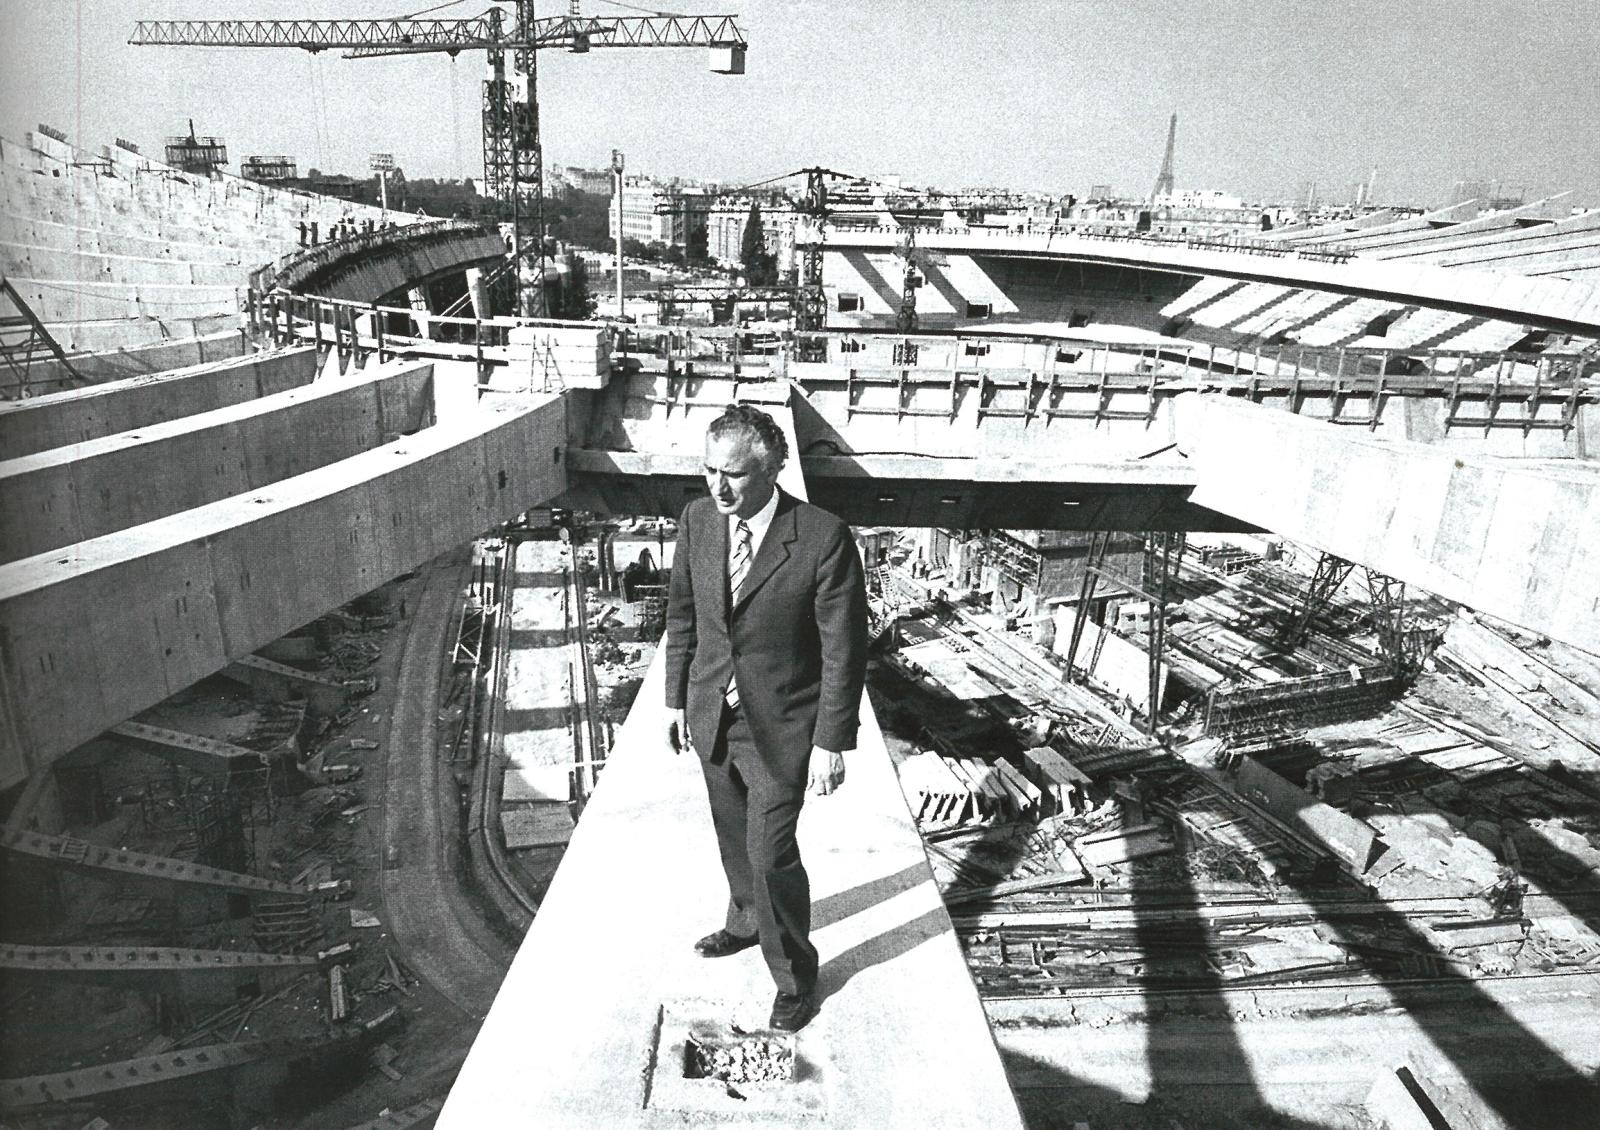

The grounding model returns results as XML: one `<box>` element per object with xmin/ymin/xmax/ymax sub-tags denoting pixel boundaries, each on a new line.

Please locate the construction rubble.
<box><xmin>866</xmin><ymin>533</ymin><xmax>1600</xmax><ymax>1006</ymax></box>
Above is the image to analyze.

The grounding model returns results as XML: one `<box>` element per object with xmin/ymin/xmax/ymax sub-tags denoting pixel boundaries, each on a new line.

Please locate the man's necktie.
<box><xmin>725</xmin><ymin>519</ymin><xmax>752</xmax><ymax>707</ymax></box>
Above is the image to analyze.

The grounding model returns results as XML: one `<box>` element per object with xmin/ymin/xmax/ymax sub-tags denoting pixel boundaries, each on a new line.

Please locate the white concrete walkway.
<box><xmin>438</xmin><ymin>654</ymin><xmax>1024</xmax><ymax>1128</ymax></box>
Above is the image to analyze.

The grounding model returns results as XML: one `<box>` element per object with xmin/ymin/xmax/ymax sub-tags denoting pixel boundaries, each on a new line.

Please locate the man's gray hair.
<box><xmin>707</xmin><ymin>403</ymin><xmax>789</xmax><ymax>472</ymax></box>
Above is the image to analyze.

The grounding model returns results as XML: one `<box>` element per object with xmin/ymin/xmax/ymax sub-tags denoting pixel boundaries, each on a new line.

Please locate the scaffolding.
<box><xmin>165</xmin><ymin>125</ymin><xmax>228</xmax><ymax>175</ymax></box>
<box><xmin>241</xmin><ymin>154</ymin><xmax>297</xmax><ymax>181</ymax></box>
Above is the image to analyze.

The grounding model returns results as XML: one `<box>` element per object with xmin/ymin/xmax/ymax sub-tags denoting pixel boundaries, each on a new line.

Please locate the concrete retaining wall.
<box><xmin>0</xmin><ymin>131</ymin><xmax>398</xmax><ymax>355</ymax></box>
<box><xmin>0</xmin><ymin>358</ymin><xmax>436</xmax><ymax>563</ymax></box>
<box><xmin>0</xmin><ymin>393</ymin><xmax>568</xmax><ymax>786</ymax></box>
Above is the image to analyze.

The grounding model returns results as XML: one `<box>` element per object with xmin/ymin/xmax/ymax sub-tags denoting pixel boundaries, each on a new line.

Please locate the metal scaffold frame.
<box><xmin>1278</xmin><ymin>551</ymin><xmax>1356</xmax><ymax>650</ymax></box>
<box><xmin>1062</xmin><ymin>531</ymin><xmax>1177</xmax><ymax>734</ymax></box>
<box><xmin>0</xmin><ymin>276</ymin><xmax>82</xmax><ymax>397</ymax></box>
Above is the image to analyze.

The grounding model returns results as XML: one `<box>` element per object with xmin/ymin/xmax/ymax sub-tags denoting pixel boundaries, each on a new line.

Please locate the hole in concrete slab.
<box><xmin>648</xmin><ymin>1004</ymin><xmax>826</xmax><ymax>1117</ymax></box>
<box><xmin>683</xmin><ymin>1031</ymin><xmax>795</xmax><ymax>1085</ymax></box>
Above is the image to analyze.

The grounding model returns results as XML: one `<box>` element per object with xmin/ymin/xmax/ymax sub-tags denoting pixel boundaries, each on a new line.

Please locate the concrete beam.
<box><xmin>0</xmin><ymin>1033</ymin><xmax>362</xmax><ymax>1114</ymax></box>
<box><xmin>108</xmin><ymin>721</ymin><xmax>269</xmax><ymax>778</ymax></box>
<box><xmin>295</xmin><ymin>228</ymin><xmax>507</xmax><ymax>304</ymax></box>
<box><xmin>821</xmin><ymin>226</ymin><xmax>1600</xmax><ymax>336</ymax></box>
<box><xmin>0</xmin><ymin>358</ymin><xmax>437</xmax><ymax>564</ymax></box>
<box><xmin>0</xmin><ymin>346</ymin><xmax>317</xmax><ymax>459</ymax></box>
<box><xmin>0</xmin><ymin>824</ymin><xmax>310</xmax><ymax>896</ymax></box>
<box><xmin>221</xmin><ymin>654</ymin><xmax>350</xmax><ymax>716</ymax></box>
<box><xmin>1177</xmin><ymin>395</ymin><xmax>1600</xmax><ymax>654</ymax></box>
<box><xmin>0</xmin><ymin>393</ymin><xmax>567</xmax><ymax>784</ymax></box>
<box><xmin>563</xmin><ymin>447</ymin><xmax>1255</xmax><ymax>532</ymax></box>
<box><xmin>0</xmin><ymin>942</ymin><xmax>315</xmax><ymax>976</ymax></box>
<box><xmin>439</xmin><ymin>655</ymin><xmax>1024</xmax><ymax>1128</ymax></box>
<box><xmin>2</xmin><ymin>329</ymin><xmax>252</xmax><ymax>401</ymax></box>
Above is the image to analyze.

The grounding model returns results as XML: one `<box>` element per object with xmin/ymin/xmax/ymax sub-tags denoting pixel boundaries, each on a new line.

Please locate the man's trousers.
<box><xmin>699</xmin><ymin>703</ymin><xmax>818</xmax><ymax>996</ymax></box>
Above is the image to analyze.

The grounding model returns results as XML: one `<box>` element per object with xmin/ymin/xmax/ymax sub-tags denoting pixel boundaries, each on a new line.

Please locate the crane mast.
<box><xmin>131</xmin><ymin>5</ymin><xmax>747</xmax><ymax>317</ymax></box>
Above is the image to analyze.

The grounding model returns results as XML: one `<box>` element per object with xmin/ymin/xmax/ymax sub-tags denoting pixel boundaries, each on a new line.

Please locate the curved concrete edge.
<box><xmin>0</xmin><ymin>358</ymin><xmax>437</xmax><ymax>563</ymax></box>
<box><xmin>438</xmin><ymin>652</ymin><xmax>1024</xmax><ymax>1129</ymax></box>
<box><xmin>0</xmin><ymin>393</ymin><xmax>567</xmax><ymax>787</ymax></box>
<box><xmin>1174</xmin><ymin>394</ymin><xmax>1600</xmax><ymax>655</ymax></box>
<box><xmin>0</xmin><ymin>345</ymin><xmax>316</xmax><ymax>459</ymax></box>
<box><xmin>822</xmin><ymin>226</ymin><xmax>1600</xmax><ymax>335</ymax></box>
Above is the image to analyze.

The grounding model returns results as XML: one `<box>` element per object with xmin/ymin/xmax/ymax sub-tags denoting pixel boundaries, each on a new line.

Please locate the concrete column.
<box><xmin>466</xmin><ymin>267</ymin><xmax>490</xmax><ymax>321</ymax></box>
<box><xmin>408</xmin><ymin>286</ymin><xmax>433</xmax><ymax>340</ymax></box>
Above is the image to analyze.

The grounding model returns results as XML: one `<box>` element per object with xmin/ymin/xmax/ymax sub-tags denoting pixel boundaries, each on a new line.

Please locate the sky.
<box><xmin>3</xmin><ymin>0</ymin><xmax>1597</xmax><ymax>208</ymax></box>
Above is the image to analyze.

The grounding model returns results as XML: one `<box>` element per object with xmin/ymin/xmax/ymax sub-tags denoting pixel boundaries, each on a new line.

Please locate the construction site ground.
<box><xmin>865</xmin><ymin>542</ymin><xmax>1600</xmax><ymax>1130</ymax></box>
<box><xmin>2</xmin><ymin>553</ymin><xmax>517</xmax><ymax>1128</ymax></box>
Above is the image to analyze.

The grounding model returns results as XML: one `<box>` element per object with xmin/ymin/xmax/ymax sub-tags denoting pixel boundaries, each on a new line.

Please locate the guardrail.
<box><xmin>812</xmin><ymin>220</ymin><xmax>1357</xmax><ymax>263</ymax></box>
<box><xmin>250</xmin><ymin>218</ymin><xmax>498</xmax><ymax>294</ymax></box>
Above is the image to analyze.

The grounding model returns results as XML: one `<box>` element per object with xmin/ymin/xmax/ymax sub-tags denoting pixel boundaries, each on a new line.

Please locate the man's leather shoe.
<box><xmin>694</xmin><ymin>929</ymin><xmax>757</xmax><ymax>958</ymax></box>
<box><xmin>769</xmin><ymin>989</ymin><xmax>819</xmax><ymax>1032</ymax></box>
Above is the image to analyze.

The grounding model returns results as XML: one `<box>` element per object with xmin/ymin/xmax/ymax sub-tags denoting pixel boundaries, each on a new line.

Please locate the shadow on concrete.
<box><xmin>499</xmin><ymin>705</ymin><xmax>573</xmax><ymax>732</ymax></box>
<box><xmin>1000</xmin><ymin>1045</ymin><xmax>1326</xmax><ymax>1130</ymax></box>
<box><xmin>1125</xmin><ymin>839</ymin><xmax>1314</xmax><ymax>1125</ymax></box>
<box><xmin>812</xmin><ymin>862</ymin><xmax>927</xmax><ymax>932</ymax></box>
<box><xmin>503</xmin><ymin>627</ymin><xmax>571</xmax><ymax>650</ymax></box>
<box><xmin>991</xmin><ymin>1048</ymin><xmax>1134</xmax><ymax>1130</ymax></box>
<box><xmin>816</xmin><ymin>905</ymin><xmax>950</xmax><ymax>1002</ymax></box>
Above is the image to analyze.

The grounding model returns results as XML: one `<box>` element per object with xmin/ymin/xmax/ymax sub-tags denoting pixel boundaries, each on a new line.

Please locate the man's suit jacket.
<box><xmin>664</xmin><ymin>490</ymin><xmax>868</xmax><ymax>787</ymax></box>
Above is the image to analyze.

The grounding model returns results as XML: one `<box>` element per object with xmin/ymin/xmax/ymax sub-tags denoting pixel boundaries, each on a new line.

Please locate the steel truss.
<box><xmin>1279</xmin><ymin>552</ymin><xmax>1356</xmax><ymax>650</ymax></box>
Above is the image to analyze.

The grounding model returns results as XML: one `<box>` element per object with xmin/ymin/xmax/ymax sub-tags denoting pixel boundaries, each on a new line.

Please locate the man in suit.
<box><xmin>664</xmin><ymin>403</ymin><xmax>868</xmax><ymax>1032</ymax></box>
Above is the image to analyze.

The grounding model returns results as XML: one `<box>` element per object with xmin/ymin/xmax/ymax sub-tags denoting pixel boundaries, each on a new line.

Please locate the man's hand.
<box><xmin>808</xmin><ymin>747</ymin><xmax>846</xmax><ymax>796</ymax></box>
<box><xmin>666</xmin><ymin>708</ymin><xmax>689</xmax><ymax>756</ymax></box>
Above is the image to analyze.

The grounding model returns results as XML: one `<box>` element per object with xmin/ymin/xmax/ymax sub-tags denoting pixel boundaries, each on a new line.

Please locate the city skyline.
<box><xmin>3</xmin><ymin>0</ymin><xmax>1598</xmax><ymax>209</ymax></box>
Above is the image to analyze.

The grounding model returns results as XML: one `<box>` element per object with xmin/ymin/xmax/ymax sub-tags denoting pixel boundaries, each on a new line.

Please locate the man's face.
<box><xmin>704</xmin><ymin>431</ymin><xmax>779</xmax><ymax>519</ymax></box>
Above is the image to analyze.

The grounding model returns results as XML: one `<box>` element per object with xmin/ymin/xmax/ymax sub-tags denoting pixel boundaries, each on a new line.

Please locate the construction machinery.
<box><xmin>131</xmin><ymin>4</ymin><xmax>748</xmax><ymax>316</ymax></box>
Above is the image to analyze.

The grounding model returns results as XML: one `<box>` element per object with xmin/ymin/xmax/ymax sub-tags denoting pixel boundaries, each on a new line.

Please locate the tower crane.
<box><xmin>131</xmin><ymin>4</ymin><xmax>748</xmax><ymax>316</ymax></box>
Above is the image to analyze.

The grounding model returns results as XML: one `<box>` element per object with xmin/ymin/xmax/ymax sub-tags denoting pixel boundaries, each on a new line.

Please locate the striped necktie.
<box><xmin>725</xmin><ymin>519</ymin><xmax>752</xmax><ymax>707</ymax></box>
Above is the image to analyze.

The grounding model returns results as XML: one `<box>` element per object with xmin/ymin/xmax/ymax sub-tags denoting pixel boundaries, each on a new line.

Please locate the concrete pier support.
<box><xmin>465</xmin><ymin>266</ymin><xmax>490</xmax><ymax>321</ymax></box>
<box><xmin>408</xmin><ymin>286</ymin><xmax>432</xmax><ymax>340</ymax></box>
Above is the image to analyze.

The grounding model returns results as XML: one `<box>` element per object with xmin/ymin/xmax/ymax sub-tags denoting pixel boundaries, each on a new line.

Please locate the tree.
<box><xmin>548</xmin><ymin>254</ymin><xmax>596</xmax><ymax>320</ymax></box>
<box><xmin>740</xmin><ymin>202</ymin><xmax>764</xmax><ymax>271</ymax></box>
<box><xmin>740</xmin><ymin>202</ymin><xmax>778</xmax><ymax>285</ymax></box>
<box><xmin>686</xmin><ymin>221</ymin><xmax>708</xmax><ymax>265</ymax></box>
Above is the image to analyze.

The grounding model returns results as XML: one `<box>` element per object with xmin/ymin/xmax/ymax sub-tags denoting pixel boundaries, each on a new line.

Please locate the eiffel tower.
<box><xmin>1150</xmin><ymin>112</ymin><xmax>1177</xmax><ymax>203</ymax></box>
